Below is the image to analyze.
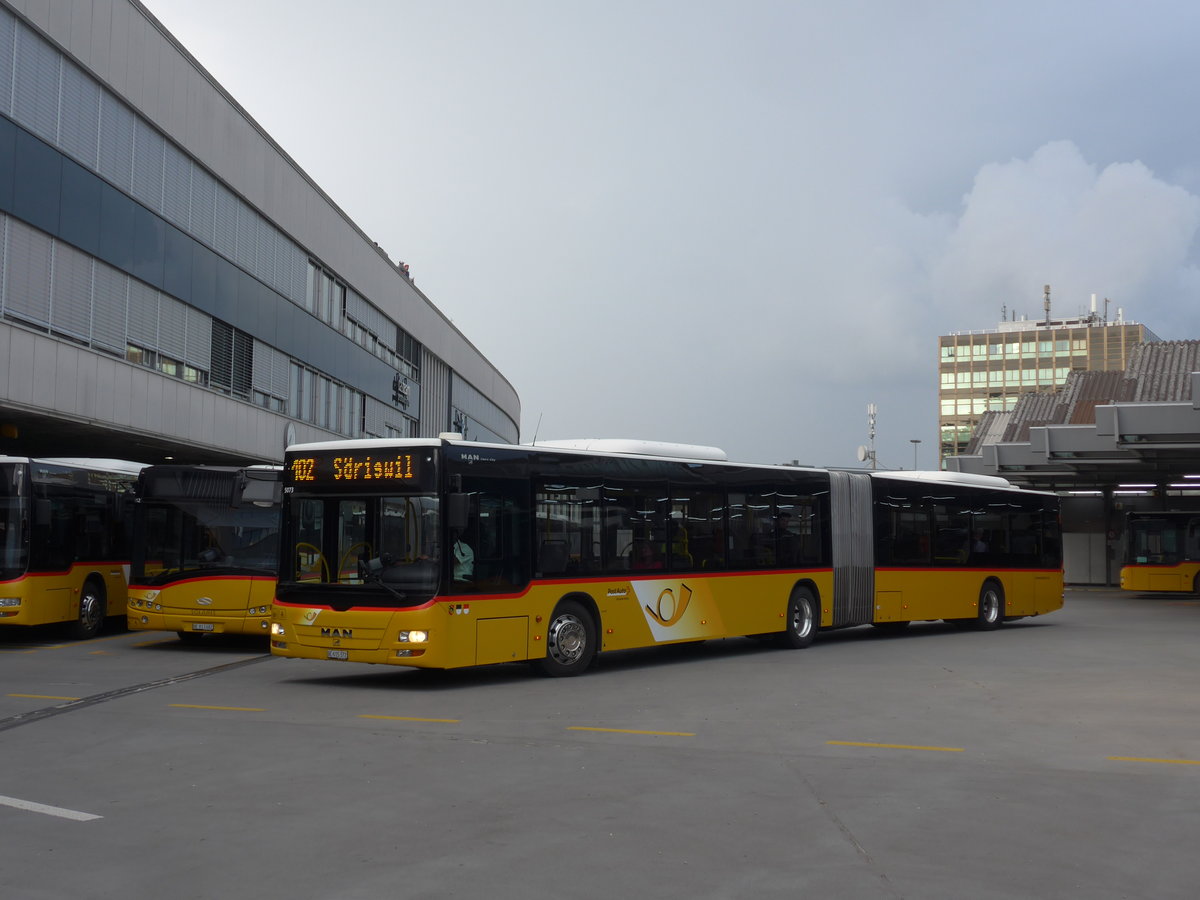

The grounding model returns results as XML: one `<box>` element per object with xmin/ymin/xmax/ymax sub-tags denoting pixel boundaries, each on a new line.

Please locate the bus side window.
<box><xmin>454</xmin><ymin>479</ymin><xmax>531</xmax><ymax>593</ymax></box>
<box><xmin>1187</xmin><ymin>520</ymin><xmax>1200</xmax><ymax>561</ymax></box>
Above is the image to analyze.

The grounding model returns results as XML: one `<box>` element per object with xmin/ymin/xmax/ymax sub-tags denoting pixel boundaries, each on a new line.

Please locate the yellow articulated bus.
<box><xmin>1120</xmin><ymin>511</ymin><xmax>1200</xmax><ymax>593</ymax></box>
<box><xmin>269</xmin><ymin>437</ymin><xmax>1064</xmax><ymax>677</ymax></box>
<box><xmin>127</xmin><ymin>465</ymin><xmax>282</xmax><ymax>643</ymax></box>
<box><xmin>0</xmin><ymin>456</ymin><xmax>144</xmax><ymax>638</ymax></box>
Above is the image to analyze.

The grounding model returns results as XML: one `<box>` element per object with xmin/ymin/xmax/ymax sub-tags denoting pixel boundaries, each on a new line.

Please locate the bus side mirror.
<box><xmin>447</xmin><ymin>493</ymin><xmax>469</xmax><ymax>531</ymax></box>
<box><xmin>239</xmin><ymin>471</ymin><xmax>283</xmax><ymax>507</ymax></box>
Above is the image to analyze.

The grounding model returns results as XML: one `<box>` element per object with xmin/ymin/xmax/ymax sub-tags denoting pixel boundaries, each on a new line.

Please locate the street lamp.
<box><xmin>910</xmin><ymin>438</ymin><xmax>921</xmax><ymax>470</ymax></box>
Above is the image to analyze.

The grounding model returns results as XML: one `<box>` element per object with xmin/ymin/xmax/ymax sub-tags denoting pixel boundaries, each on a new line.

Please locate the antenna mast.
<box><xmin>867</xmin><ymin>402</ymin><xmax>877</xmax><ymax>471</ymax></box>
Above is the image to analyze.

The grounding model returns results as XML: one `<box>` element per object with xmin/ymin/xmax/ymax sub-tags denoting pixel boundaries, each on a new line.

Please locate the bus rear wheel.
<box><xmin>974</xmin><ymin>581</ymin><xmax>1004</xmax><ymax>631</ymax></box>
<box><xmin>532</xmin><ymin>600</ymin><xmax>596</xmax><ymax>677</ymax></box>
<box><xmin>69</xmin><ymin>579</ymin><xmax>106</xmax><ymax>640</ymax></box>
<box><xmin>781</xmin><ymin>587</ymin><xmax>817</xmax><ymax>649</ymax></box>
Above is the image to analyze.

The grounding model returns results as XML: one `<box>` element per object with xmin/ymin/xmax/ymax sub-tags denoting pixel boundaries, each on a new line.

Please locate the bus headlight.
<box><xmin>143</xmin><ymin>591</ymin><xmax>160</xmax><ymax>602</ymax></box>
<box><xmin>0</xmin><ymin>597</ymin><xmax>20</xmax><ymax>607</ymax></box>
<box><xmin>398</xmin><ymin>630</ymin><xmax>427</xmax><ymax>643</ymax></box>
<box><xmin>270</xmin><ymin>622</ymin><xmax>286</xmax><ymax>637</ymax></box>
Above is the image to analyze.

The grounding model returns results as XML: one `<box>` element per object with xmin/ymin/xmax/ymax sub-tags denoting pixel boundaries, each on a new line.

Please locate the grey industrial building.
<box><xmin>0</xmin><ymin>0</ymin><xmax>519</xmax><ymax>465</ymax></box>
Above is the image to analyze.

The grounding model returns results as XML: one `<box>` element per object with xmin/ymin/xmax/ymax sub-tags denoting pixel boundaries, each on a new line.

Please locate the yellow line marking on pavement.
<box><xmin>9</xmin><ymin>693</ymin><xmax>82</xmax><ymax>701</ymax></box>
<box><xmin>1109</xmin><ymin>756</ymin><xmax>1200</xmax><ymax>766</ymax></box>
<box><xmin>829</xmin><ymin>740</ymin><xmax>965</xmax><ymax>753</ymax></box>
<box><xmin>168</xmin><ymin>704</ymin><xmax>266</xmax><ymax>712</ymax></box>
<box><xmin>359</xmin><ymin>714</ymin><xmax>460</xmax><ymax>723</ymax></box>
<box><xmin>2</xmin><ymin>633</ymin><xmax>130</xmax><ymax>654</ymax></box>
<box><xmin>568</xmin><ymin>726</ymin><xmax>696</xmax><ymax>737</ymax></box>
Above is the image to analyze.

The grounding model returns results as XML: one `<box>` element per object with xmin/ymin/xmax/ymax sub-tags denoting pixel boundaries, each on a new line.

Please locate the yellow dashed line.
<box><xmin>359</xmin><ymin>714</ymin><xmax>460</xmax><ymax>723</ymax></box>
<box><xmin>168</xmin><ymin>704</ymin><xmax>265</xmax><ymax>712</ymax></box>
<box><xmin>8</xmin><ymin>693</ymin><xmax>81</xmax><ymax>701</ymax></box>
<box><xmin>568</xmin><ymin>726</ymin><xmax>695</xmax><ymax>737</ymax></box>
<box><xmin>1109</xmin><ymin>756</ymin><xmax>1200</xmax><ymax>766</ymax></box>
<box><xmin>829</xmin><ymin>740</ymin><xmax>965</xmax><ymax>753</ymax></box>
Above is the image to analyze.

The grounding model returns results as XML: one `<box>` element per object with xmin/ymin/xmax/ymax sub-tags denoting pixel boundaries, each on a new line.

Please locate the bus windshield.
<box><xmin>0</xmin><ymin>463</ymin><xmax>29</xmax><ymax>580</ymax></box>
<box><xmin>1127</xmin><ymin>515</ymin><xmax>1200</xmax><ymax>566</ymax></box>
<box><xmin>282</xmin><ymin>493</ymin><xmax>441</xmax><ymax>604</ymax></box>
<box><xmin>137</xmin><ymin>499</ymin><xmax>280</xmax><ymax>584</ymax></box>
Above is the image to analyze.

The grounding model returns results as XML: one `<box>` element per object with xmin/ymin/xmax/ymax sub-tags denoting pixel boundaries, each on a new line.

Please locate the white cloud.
<box><xmin>931</xmin><ymin>141</ymin><xmax>1200</xmax><ymax>329</ymax></box>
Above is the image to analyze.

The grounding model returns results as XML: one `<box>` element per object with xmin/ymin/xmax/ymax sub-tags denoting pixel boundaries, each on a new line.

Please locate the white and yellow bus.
<box><xmin>270</xmin><ymin>437</ymin><xmax>1064</xmax><ymax>676</ymax></box>
<box><xmin>0</xmin><ymin>456</ymin><xmax>143</xmax><ymax>638</ymax></box>
<box><xmin>127</xmin><ymin>465</ymin><xmax>281</xmax><ymax>642</ymax></box>
<box><xmin>1120</xmin><ymin>511</ymin><xmax>1200</xmax><ymax>593</ymax></box>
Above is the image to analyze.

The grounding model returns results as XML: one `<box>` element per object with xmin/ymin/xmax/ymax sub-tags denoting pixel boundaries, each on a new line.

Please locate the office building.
<box><xmin>938</xmin><ymin>294</ymin><xmax>1157</xmax><ymax>465</ymax></box>
<box><xmin>0</xmin><ymin>0</ymin><xmax>518</xmax><ymax>464</ymax></box>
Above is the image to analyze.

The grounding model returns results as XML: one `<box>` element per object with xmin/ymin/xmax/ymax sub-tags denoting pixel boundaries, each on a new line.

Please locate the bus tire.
<box><xmin>69</xmin><ymin>578</ymin><xmax>107</xmax><ymax>640</ymax></box>
<box><xmin>532</xmin><ymin>600</ymin><xmax>596</xmax><ymax>677</ymax></box>
<box><xmin>781</xmin><ymin>587</ymin><xmax>817</xmax><ymax>649</ymax></box>
<box><xmin>975</xmin><ymin>580</ymin><xmax>1004</xmax><ymax>631</ymax></box>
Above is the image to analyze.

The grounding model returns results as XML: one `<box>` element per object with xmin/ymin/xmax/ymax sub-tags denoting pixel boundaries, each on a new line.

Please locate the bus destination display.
<box><xmin>287</xmin><ymin>451</ymin><xmax>426</xmax><ymax>488</ymax></box>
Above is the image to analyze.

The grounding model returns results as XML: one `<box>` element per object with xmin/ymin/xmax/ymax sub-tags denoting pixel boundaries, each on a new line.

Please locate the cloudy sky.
<box><xmin>147</xmin><ymin>0</ymin><xmax>1200</xmax><ymax>469</ymax></box>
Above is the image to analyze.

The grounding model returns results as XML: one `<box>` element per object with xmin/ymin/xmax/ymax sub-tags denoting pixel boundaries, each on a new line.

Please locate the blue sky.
<box><xmin>148</xmin><ymin>0</ymin><xmax>1200</xmax><ymax>468</ymax></box>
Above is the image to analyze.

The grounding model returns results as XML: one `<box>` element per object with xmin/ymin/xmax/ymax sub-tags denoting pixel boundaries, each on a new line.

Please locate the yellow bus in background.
<box><xmin>1120</xmin><ymin>511</ymin><xmax>1200</xmax><ymax>593</ymax></box>
<box><xmin>128</xmin><ymin>465</ymin><xmax>281</xmax><ymax>642</ymax></box>
<box><xmin>270</xmin><ymin>437</ymin><xmax>1063</xmax><ymax>676</ymax></box>
<box><xmin>0</xmin><ymin>456</ymin><xmax>143</xmax><ymax>638</ymax></box>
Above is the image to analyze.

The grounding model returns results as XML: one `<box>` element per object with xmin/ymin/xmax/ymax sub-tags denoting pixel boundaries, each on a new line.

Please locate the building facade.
<box><xmin>0</xmin><ymin>0</ymin><xmax>518</xmax><ymax>464</ymax></box>
<box><xmin>938</xmin><ymin>307</ymin><xmax>1157</xmax><ymax>465</ymax></box>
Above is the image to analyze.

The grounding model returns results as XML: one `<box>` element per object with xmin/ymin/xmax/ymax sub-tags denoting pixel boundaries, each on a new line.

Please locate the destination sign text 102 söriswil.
<box><xmin>289</xmin><ymin>454</ymin><xmax>417</xmax><ymax>483</ymax></box>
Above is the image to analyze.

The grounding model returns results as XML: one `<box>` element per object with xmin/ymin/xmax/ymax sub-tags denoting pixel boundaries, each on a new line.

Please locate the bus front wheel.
<box><xmin>975</xmin><ymin>581</ymin><xmax>1004</xmax><ymax>631</ymax></box>
<box><xmin>69</xmin><ymin>579</ymin><xmax>106</xmax><ymax>640</ymax></box>
<box><xmin>781</xmin><ymin>588</ymin><xmax>817</xmax><ymax>649</ymax></box>
<box><xmin>532</xmin><ymin>600</ymin><xmax>596</xmax><ymax>677</ymax></box>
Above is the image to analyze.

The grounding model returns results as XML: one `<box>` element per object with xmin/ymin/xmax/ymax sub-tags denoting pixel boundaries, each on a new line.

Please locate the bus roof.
<box><xmin>530</xmin><ymin>438</ymin><xmax>728</xmax><ymax>461</ymax></box>
<box><xmin>281</xmin><ymin>439</ymin><xmax>1050</xmax><ymax>494</ymax></box>
<box><xmin>873</xmin><ymin>470</ymin><xmax>1014</xmax><ymax>489</ymax></box>
<box><xmin>0</xmin><ymin>457</ymin><xmax>147</xmax><ymax>476</ymax></box>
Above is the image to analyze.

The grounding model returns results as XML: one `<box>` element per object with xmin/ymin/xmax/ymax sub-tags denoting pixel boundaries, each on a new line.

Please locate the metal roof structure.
<box><xmin>948</xmin><ymin>341</ymin><xmax>1200</xmax><ymax>490</ymax></box>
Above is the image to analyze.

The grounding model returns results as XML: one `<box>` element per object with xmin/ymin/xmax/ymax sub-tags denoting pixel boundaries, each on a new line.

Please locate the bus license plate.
<box><xmin>191</xmin><ymin>623</ymin><xmax>215</xmax><ymax>632</ymax></box>
<box><xmin>327</xmin><ymin>649</ymin><xmax>349</xmax><ymax>660</ymax></box>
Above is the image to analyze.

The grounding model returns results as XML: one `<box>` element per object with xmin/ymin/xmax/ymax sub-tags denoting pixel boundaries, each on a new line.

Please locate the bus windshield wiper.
<box><xmin>358</xmin><ymin>556</ymin><xmax>409</xmax><ymax>602</ymax></box>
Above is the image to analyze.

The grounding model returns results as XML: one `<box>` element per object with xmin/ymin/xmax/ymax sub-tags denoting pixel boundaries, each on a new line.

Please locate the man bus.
<box><xmin>269</xmin><ymin>437</ymin><xmax>1063</xmax><ymax>676</ymax></box>
<box><xmin>0</xmin><ymin>456</ymin><xmax>143</xmax><ymax>638</ymax></box>
<box><xmin>1120</xmin><ymin>511</ymin><xmax>1200</xmax><ymax>593</ymax></box>
<box><xmin>127</xmin><ymin>465</ymin><xmax>281</xmax><ymax>642</ymax></box>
